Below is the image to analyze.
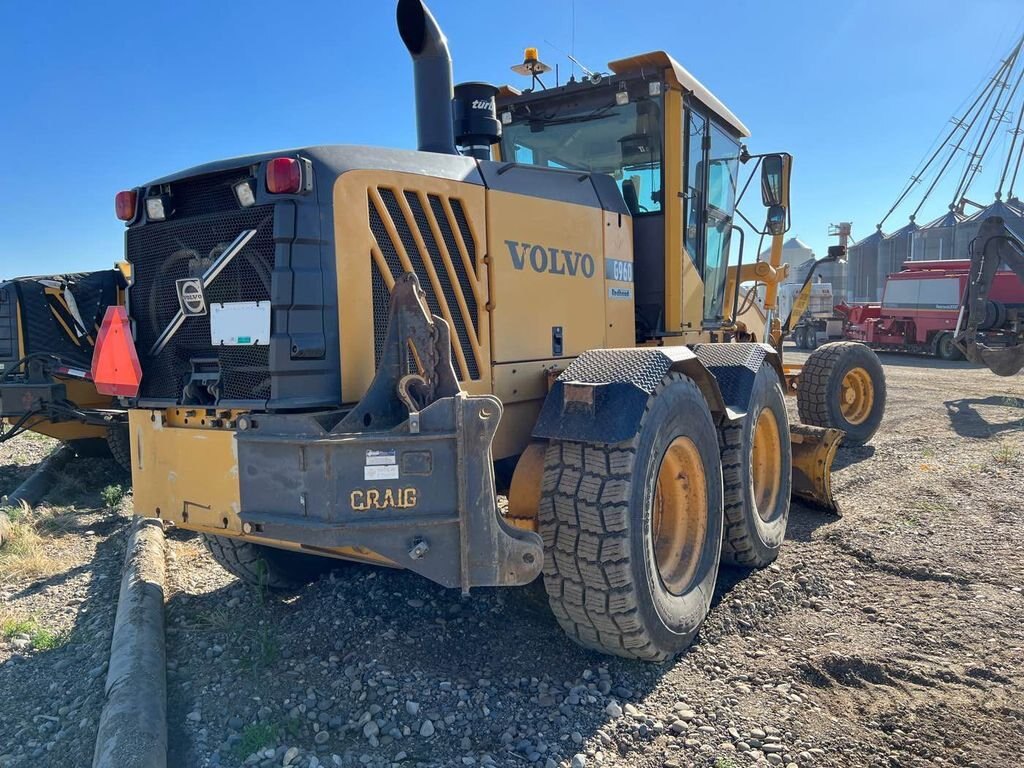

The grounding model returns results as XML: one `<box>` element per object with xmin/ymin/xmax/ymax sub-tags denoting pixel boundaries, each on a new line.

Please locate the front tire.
<box><xmin>935</xmin><ymin>332</ymin><xmax>965</xmax><ymax>361</ymax></box>
<box><xmin>203</xmin><ymin>535</ymin><xmax>335</xmax><ymax>590</ymax></box>
<box><xmin>538</xmin><ymin>373</ymin><xmax>724</xmax><ymax>661</ymax></box>
<box><xmin>797</xmin><ymin>341</ymin><xmax>886</xmax><ymax>446</ymax></box>
<box><xmin>718</xmin><ymin>364</ymin><xmax>792</xmax><ymax>568</ymax></box>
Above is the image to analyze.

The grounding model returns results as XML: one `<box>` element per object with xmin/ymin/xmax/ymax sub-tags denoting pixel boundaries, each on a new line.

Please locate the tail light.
<box><xmin>91</xmin><ymin>306</ymin><xmax>142</xmax><ymax>397</ymax></box>
<box><xmin>266</xmin><ymin>157</ymin><xmax>302</xmax><ymax>194</ymax></box>
<box><xmin>115</xmin><ymin>190</ymin><xmax>137</xmax><ymax>221</ymax></box>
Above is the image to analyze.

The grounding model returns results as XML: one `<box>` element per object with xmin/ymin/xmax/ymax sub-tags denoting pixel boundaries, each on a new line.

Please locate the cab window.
<box><xmin>501</xmin><ymin>90</ymin><xmax>664</xmax><ymax>215</ymax></box>
<box><xmin>702</xmin><ymin>123</ymin><xmax>740</xmax><ymax>324</ymax></box>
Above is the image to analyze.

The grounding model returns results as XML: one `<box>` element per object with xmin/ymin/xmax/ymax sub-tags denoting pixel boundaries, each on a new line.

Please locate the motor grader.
<box><xmin>95</xmin><ymin>0</ymin><xmax>885</xmax><ymax>660</ymax></box>
<box><xmin>0</xmin><ymin>269</ymin><xmax>130</xmax><ymax>469</ymax></box>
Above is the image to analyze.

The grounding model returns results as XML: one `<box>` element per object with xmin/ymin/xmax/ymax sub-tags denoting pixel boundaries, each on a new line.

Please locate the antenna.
<box><xmin>543</xmin><ymin>38</ymin><xmax>603</xmax><ymax>85</ymax></box>
<box><xmin>571</xmin><ymin>0</ymin><xmax>576</xmax><ymax>80</ymax></box>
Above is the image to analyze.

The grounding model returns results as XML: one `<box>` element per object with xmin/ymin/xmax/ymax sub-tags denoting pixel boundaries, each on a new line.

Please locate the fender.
<box><xmin>532</xmin><ymin>344</ymin><xmax>782</xmax><ymax>446</ymax></box>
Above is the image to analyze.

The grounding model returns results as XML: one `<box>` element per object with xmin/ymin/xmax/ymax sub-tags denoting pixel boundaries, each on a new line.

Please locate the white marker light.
<box><xmin>649</xmin><ymin>81</ymin><xmax>662</xmax><ymax>96</ymax></box>
<box><xmin>145</xmin><ymin>197</ymin><xmax>166</xmax><ymax>221</ymax></box>
<box><xmin>500</xmin><ymin>111</ymin><xmax>513</xmax><ymax>125</ymax></box>
<box><xmin>234</xmin><ymin>180</ymin><xmax>256</xmax><ymax>208</ymax></box>
<box><xmin>615</xmin><ymin>90</ymin><xmax>629</xmax><ymax>106</ymax></box>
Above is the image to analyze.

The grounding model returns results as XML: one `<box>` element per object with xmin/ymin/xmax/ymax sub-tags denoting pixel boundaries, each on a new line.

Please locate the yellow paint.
<box><xmin>350</xmin><ymin>487</ymin><xmax>418</xmax><ymax>511</ymax></box>
<box><xmin>130</xmin><ymin>408</ymin><xmax>396</xmax><ymax>567</ymax></box>
<box><xmin>487</xmin><ymin>190</ymin><xmax>606</xmax><ymax>362</ymax></box>
<box><xmin>602</xmin><ymin>210</ymin><xmax>635</xmax><ymax>347</ymax></box>
<box><xmin>333</xmin><ymin>170</ymin><xmax>491</xmax><ymax>402</ymax></box>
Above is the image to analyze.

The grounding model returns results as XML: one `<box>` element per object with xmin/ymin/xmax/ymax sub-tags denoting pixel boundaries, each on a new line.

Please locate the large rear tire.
<box><xmin>718</xmin><ymin>364</ymin><xmax>792</xmax><ymax>568</ymax></box>
<box><xmin>538</xmin><ymin>373</ymin><xmax>724</xmax><ymax>661</ymax></box>
<box><xmin>797</xmin><ymin>341</ymin><xmax>886</xmax><ymax>446</ymax></box>
<box><xmin>203</xmin><ymin>535</ymin><xmax>335</xmax><ymax>590</ymax></box>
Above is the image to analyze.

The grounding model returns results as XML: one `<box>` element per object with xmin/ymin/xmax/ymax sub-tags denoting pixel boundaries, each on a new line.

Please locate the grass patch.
<box><xmin>715</xmin><ymin>759</ymin><xmax>738</xmax><ymax>768</ymax></box>
<box><xmin>0</xmin><ymin>517</ymin><xmax>61</xmax><ymax>581</ymax></box>
<box><xmin>100</xmin><ymin>484</ymin><xmax>127</xmax><ymax>510</ymax></box>
<box><xmin>993</xmin><ymin>440</ymin><xmax>1020</xmax><ymax>466</ymax></box>
<box><xmin>240</xmin><ymin>626</ymin><xmax>280</xmax><ymax>671</ymax></box>
<box><xmin>231</xmin><ymin>723</ymin><xmax>278</xmax><ymax>761</ymax></box>
<box><xmin>0</xmin><ymin>611</ymin><xmax>68</xmax><ymax>650</ymax></box>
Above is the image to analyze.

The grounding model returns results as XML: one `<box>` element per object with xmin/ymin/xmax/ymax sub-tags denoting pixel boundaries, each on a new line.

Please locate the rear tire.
<box><xmin>718</xmin><ymin>364</ymin><xmax>792</xmax><ymax>568</ymax></box>
<box><xmin>203</xmin><ymin>535</ymin><xmax>335</xmax><ymax>590</ymax></box>
<box><xmin>935</xmin><ymin>332</ymin><xmax>965</xmax><ymax>361</ymax></box>
<box><xmin>538</xmin><ymin>373</ymin><xmax>724</xmax><ymax>661</ymax></box>
<box><xmin>105</xmin><ymin>425</ymin><xmax>132</xmax><ymax>473</ymax></box>
<box><xmin>797</xmin><ymin>341</ymin><xmax>886</xmax><ymax>446</ymax></box>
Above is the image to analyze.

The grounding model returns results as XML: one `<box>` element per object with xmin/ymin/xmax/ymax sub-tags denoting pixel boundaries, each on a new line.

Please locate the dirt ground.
<box><xmin>0</xmin><ymin>350</ymin><xmax>1021</xmax><ymax>768</ymax></box>
<box><xmin>0</xmin><ymin>438</ymin><xmax>131</xmax><ymax>768</ymax></box>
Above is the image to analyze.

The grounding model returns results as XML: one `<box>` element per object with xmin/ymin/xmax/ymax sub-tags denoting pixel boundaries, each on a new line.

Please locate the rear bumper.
<box><xmin>130</xmin><ymin>393</ymin><xmax>543</xmax><ymax>591</ymax></box>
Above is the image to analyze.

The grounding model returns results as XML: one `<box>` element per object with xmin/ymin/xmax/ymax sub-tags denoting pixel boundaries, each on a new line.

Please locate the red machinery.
<box><xmin>843</xmin><ymin>258</ymin><xmax>1024</xmax><ymax>360</ymax></box>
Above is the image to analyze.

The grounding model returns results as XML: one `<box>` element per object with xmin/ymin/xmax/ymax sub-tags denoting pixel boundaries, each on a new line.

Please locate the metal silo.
<box><xmin>878</xmin><ymin>221</ymin><xmax>919</xmax><ymax>288</ymax></box>
<box><xmin>955</xmin><ymin>200</ymin><xmax>1024</xmax><ymax>259</ymax></box>
<box><xmin>848</xmin><ymin>228</ymin><xmax>885</xmax><ymax>302</ymax></box>
<box><xmin>912</xmin><ymin>209</ymin><xmax>963</xmax><ymax>260</ymax></box>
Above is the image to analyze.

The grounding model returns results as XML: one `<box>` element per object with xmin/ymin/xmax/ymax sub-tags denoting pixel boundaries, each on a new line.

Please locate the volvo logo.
<box><xmin>175</xmin><ymin>278</ymin><xmax>207</xmax><ymax>317</ymax></box>
<box><xmin>504</xmin><ymin>239</ymin><xmax>596</xmax><ymax>278</ymax></box>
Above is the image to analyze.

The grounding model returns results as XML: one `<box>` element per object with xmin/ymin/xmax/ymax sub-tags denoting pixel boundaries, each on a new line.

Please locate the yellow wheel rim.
<box><xmin>840</xmin><ymin>366</ymin><xmax>874</xmax><ymax>425</ymax></box>
<box><xmin>751</xmin><ymin>408</ymin><xmax>783</xmax><ymax>521</ymax></box>
<box><xmin>652</xmin><ymin>437</ymin><xmax>707</xmax><ymax>595</ymax></box>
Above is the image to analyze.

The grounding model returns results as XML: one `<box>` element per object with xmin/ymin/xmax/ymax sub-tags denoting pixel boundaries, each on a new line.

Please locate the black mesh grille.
<box><xmin>165</xmin><ymin>168</ymin><xmax>253</xmax><ymax>219</ymax></box>
<box><xmin>370</xmin><ymin>259</ymin><xmax>390</xmax><ymax>368</ymax></box>
<box><xmin>370</xmin><ymin>190</ymin><xmax>480</xmax><ymax>380</ymax></box>
<box><xmin>126</xmin><ymin>204</ymin><xmax>275</xmax><ymax>401</ymax></box>
<box><xmin>0</xmin><ymin>283</ymin><xmax>17</xmax><ymax>362</ymax></box>
<box><xmin>428</xmin><ymin>195</ymin><xmax>479</xmax><ymax>338</ymax></box>
<box><xmin>450</xmin><ymin>199</ymin><xmax>477</xmax><ymax>267</ymax></box>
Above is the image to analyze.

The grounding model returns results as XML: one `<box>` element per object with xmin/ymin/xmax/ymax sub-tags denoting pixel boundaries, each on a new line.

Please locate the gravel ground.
<box><xmin>160</xmin><ymin>351</ymin><xmax>1023</xmax><ymax>768</ymax></box>
<box><xmin>2</xmin><ymin>351</ymin><xmax>1023</xmax><ymax>768</ymax></box>
<box><xmin>0</xmin><ymin>438</ymin><xmax>131</xmax><ymax>768</ymax></box>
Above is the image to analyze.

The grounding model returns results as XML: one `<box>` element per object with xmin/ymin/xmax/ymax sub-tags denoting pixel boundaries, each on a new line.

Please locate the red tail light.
<box><xmin>115</xmin><ymin>190</ymin><xmax>137</xmax><ymax>221</ymax></box>
<box><xmin>266</xmin><ymin>157</ymin><xmax>302</xmax><ymax>194</ymax></box>
<box><xmin>91</xmin><ymin>306</ymin><xmax>142</xmax><ymax>397</ymax></box>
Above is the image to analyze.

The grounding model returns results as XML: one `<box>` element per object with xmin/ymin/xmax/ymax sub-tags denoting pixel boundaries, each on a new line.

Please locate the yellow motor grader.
<box><xmin>95</xmin><ymin>0</ymin><xmax>885</xmax><ymax>660</ymax></box>
<box><xmin>0</xmin><ymin>269</ymin><xmax>130</xmax><ymax>470</ymax></box>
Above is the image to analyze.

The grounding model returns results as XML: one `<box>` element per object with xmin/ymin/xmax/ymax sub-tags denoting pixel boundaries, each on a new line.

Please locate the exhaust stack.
<box><xmin>397</xmin><ymin>0</ymin><xmax>457</xmax><ymax>155</ymax></box>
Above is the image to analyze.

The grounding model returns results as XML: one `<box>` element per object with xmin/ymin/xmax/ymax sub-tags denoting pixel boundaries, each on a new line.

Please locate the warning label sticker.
<box><xmin>365</xmin><ymin>449</ymin><xmax>397</xmax><ymax>466</ymax></box>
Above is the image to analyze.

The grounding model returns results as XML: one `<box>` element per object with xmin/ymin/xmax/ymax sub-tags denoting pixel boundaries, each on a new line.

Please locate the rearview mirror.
<box><xmin>761</xmin><ymin>154</ymin><xmax>791</xmax><ymax>210</ymax></box>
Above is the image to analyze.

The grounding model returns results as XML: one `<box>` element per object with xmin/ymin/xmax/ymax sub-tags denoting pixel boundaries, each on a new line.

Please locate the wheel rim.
<box><xmin>652</xmin><ymin>437</ymin><xmax>707</xmax><ymax>595</ymax></box>
<box><xmin>840</xmin><ymin>366</ymin><xmax>874</xmax><ymax>425</ymax></box>
<box><xmin>751</xmin><ymin>408</ymin><xmax>783</xmax><ymax>521</ymax></box>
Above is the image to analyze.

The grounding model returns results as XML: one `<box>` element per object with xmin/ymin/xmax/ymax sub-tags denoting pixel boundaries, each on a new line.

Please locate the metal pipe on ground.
<box><xmin>0</xmin><ymin>444</ymin><xmax>75</xmax><ymax>546</ymax></box>
<box><xmin>92</xmin><ymin>516</ymin><xmax>167</xmax><ymax>768</ymax></box>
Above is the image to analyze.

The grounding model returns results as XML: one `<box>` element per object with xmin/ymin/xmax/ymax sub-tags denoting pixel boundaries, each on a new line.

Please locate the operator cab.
<box><xmin>496</xmin><ymin>51</ymin><xmax>750</xmax><ymax>341</ymax></box>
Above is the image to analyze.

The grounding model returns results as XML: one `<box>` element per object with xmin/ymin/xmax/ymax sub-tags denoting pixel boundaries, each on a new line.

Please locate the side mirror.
<box><xmin>761</xmin><ymin>153</ymin><xmax>791</xmax><ymax>210</ymax></box>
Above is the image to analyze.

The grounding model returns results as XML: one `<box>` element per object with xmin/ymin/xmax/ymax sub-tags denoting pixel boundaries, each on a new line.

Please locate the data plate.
<box><xmin>210</xmin><ymin>301</ymin><xmax>270</xmax><ymax>345</ymax></box>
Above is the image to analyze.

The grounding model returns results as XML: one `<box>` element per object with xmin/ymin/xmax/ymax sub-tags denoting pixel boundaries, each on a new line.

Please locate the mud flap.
<box><xmin>789</xmin><ymin>424</ymin><xmax>843</xmax><ymax>515</ymax></box>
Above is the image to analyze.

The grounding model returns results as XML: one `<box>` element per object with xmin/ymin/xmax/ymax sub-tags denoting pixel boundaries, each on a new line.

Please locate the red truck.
<box><xmin>843</xmin><ymin>258</ymin><xmax>1024</xmax><ymax>360</ymax></box>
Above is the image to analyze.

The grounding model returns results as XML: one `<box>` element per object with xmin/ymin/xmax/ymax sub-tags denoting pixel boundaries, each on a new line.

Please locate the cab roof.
<box><xmin>608</xmin><ymin>51</ymin><xmax>750</xmax><ymax>138</ymax></box>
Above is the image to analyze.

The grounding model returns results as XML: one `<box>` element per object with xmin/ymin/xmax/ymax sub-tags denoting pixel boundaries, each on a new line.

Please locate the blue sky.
<box><xmin>1</xmin><ymin>0</ymin><xmax>1022</xmax><ymax>274</ymax></box>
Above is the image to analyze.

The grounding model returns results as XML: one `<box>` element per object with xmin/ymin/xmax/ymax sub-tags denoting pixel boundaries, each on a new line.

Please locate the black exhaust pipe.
<box><xmin>397</xmin><ymin>0</ymin><xmax>457</xmax><ymax>155</ymax></box>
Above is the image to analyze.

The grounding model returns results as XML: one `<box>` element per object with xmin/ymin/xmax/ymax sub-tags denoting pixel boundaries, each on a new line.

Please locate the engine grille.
<box><xmin>368</xmin><ymin>187</ymin><xmax>482</xmax><ymax>381</ymax></box>
<box><xmin>0</xmin><ymin>282</ymin><xmax>16</xmax><ymax>362</ymax></box>
<box><xmin>163</xmin><ymin>167</ymin><xmax>254</xmax><ymax>218</ymax></box>
<box><xmin>126</xmin><ymin>203</ymin><xmax>276</xmax><ymax>401</ymax></box>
